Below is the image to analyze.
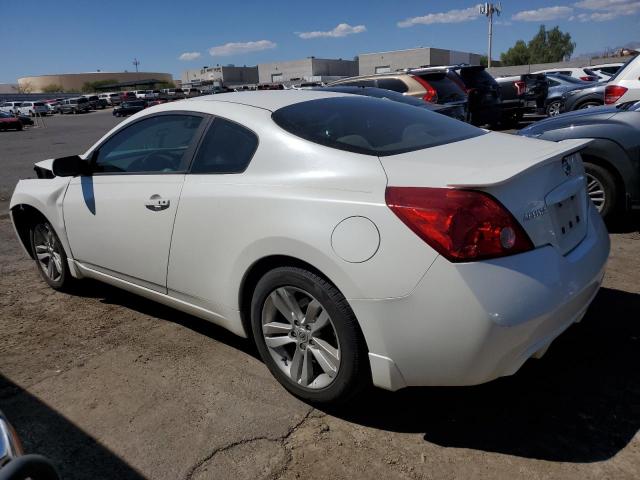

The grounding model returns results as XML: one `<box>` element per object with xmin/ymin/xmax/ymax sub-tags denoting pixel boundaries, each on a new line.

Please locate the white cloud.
<box><xmin>397</xmin><ymin>5</ymin><xmax>481</xmax><ymax>28</ymax></box>
<box><xmin>572</xmin><ymin>0</ymin><xmax>640</xmax><ymax>21</ymax></box>
<box><xmin>298</xmin><ymin>23</ymin><xmax>366</xmax><ymax>39</ymax></box>
<box><xmin>178</xmin><ymin>52</ymin><xmax>201</xmax><ymax>61</ymax></box>
<box><xmin>512</xmin><ymin>6</ymin><xmax>574</xmax><ymax>21</ymax></box>
<box><xmin>208</xmin><ymin>40</ymin><xmax>277</xmax><ymax>57</ymax></box>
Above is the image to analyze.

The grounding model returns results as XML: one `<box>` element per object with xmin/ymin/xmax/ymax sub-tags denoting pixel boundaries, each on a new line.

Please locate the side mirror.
<box><xmin>52</xmin><ymin>155</ymin><xmax>89</xmax><ymax>177</ymax></box>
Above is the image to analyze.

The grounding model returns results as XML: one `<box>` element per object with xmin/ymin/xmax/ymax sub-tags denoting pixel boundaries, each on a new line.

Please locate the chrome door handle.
<box><xmin>145</xmin><ymin>194</ymin><xmax>170</xmax><ymax>211</ymax></box>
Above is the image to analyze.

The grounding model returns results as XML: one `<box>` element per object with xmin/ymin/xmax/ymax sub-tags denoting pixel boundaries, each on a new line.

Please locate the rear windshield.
<box><xmin>458</xmin><ymin>68</ymin><xmax>497</xmax><ymax>87</ymax></box>
<box><xmin>550</xmin><ymin>74</ymin><xmax>586</xmax><ymax>84</ymax></box>
<box><xmin>76</xmin><ymin>97</ymin><xmax>88</xmax><ymax>103</ymax></box>
<box><xmin>34</xmin><ymin>102</ymin><xmax>44</xmax><ymax>106</ymax></box>
<box><xmin>416</xmin><ymin>73</ymin><xmax>466</xmax><ymax>102</ymax></box>
<box><xmin>272</xmin><ymin>96</ymin><xmax>484</xmax><ymax>157</ymax></box>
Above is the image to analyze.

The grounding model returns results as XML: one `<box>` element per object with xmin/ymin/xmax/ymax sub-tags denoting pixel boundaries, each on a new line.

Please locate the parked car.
<box><xmin>0</xmin><ymin>101</ymin><xmax>22</xmax><ymax>114</ymax></box>
<box><xmin>17</xmin><ymin>101</ymin><xmax>48</xmax><ymax>117</ymax></box>
<box><xmin>113</xmin><ymin>100</ymin><xmax>146</xmax><ymax>117</ymax></box>
<box><xmin>315</xmin><ymin>85</ymin><xmax>465</xmax><ymax>121</ymax></box>
<box><xmin>99</xmin><ymin>92</ymin><xmax>121</xmax><ymax>105</ymax></box>
<box><xmin>328</xmin><ymin>69</ymin><xmax>468</xmax><ymax>122</ymax></box>
<box><xmin>544</xmin><ymin>73</ymin><xmax>594</xmax><ymax>116</ymax></box>
<box><xmin>533</xmin><ymin>67</ymin><xmax>600</xmax><ymax>82</ymax></box>
<box><xmin>520</xmin><ymin>101</ymin><xmax>640</xmax><ymax>219</ymax></box>
<box><xmin>183</xmin><ymin>88</ymin><xmax>201</xmax><ymax>97</ymax></box>
<box><xmin>603</xmin><ymin>55</ymin><xmax>640</xmax><ymax>105</ymax></box>
<box><xmin>146</xmin><ymin>99</ymin><xmax>169</xmax><ymax>107</ymax></box>
<box><xmin>10</xmin><ymin>91</ymin><xmax>609</xmax><ymax>405</ymax></box>
<box><xmin>134</xmin><ymin>90</ymin><xmax>156</xmax><ymax>100</ymax></box>
<box><xmin>83</xmin><ymin>95</ymin><xmax>107</xmax><ymax>109</ymax></box>
<box><xmin>0</xmin><ymin>114</ymin><xmax>23</xmax><ymax>131</ymax></box>
<box><xmin>120</xmin><ymin>91</ymin><xmax>137</xmax><ymax>101</ymax></box>
<box><xmin>0</xmin><ymin>111</ymin><xmax>34</xmax><ymax>126</ymax></box>
<box><xmin>161</xmin><ymin>88</ymin><xmax>184</xmax><ymax>97</ymax></box>
<box><xmin>561</xmin><ymin>83</ymin><xmax>606</xmax><ymax>112</ymax></box>
<box><xmin>589</xmin><ymin>62</ymin><xmax>624</xmax><ymax>79</ymax></box>
<box><xmin>0</xmin><ymin>409</ymin><xmax>60</xmax><ymax>479</ymax></box>
<box><xmin>59</xmin><ymin>97</ymin><xmax>91</xmax><ymax>114</ymax></box>
<box><xmin>494</xmin><ymin>73</ymin><xmax>548</xmax><ymax>124</ymax></box>
<box><xmin>44</xmin><ymin>100</ymin><xmax>61</xmax><ymax>114</ymax></box>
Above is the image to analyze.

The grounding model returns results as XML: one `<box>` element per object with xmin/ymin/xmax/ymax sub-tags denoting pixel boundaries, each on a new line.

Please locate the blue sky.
<box><xmin>2</xmin><ymin>0</ymin><xmax>639</xmax><ymax>83</ymax></box>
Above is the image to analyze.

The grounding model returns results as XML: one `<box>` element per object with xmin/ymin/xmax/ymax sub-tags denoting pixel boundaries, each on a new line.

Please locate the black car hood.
<box><xmin>519</xmin><ymin>105</ymin><xmax>619</xmax><ymax>136</ymax></box>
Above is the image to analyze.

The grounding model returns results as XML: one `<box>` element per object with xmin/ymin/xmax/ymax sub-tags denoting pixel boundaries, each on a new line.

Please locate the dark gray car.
<box><xmin>561</xmin><ymin>82</ymin><xmax>606</xmax><ymax>112</ymax></box>
<box><xmin>545</xmin><ymin>74</ymin><xmax>594</xmax><ymax>116</ymax></box>
<box><xmin>519</xmin><ymin>101</ymin><xmax>640</xmax><ymax>219</ymax></box>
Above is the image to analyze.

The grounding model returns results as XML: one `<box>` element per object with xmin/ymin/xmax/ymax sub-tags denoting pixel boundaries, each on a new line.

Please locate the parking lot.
<box><xmin>0</xmin><ymin>110</ymin><xmax>639</xmax><ymax>479</ymax></box>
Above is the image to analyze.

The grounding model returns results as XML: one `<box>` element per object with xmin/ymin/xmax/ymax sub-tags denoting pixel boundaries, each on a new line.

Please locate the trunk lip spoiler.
<box><xmin>447</xmin><ymin>138</ymin><xmax>593</xmax><ymax>188</ymax></box>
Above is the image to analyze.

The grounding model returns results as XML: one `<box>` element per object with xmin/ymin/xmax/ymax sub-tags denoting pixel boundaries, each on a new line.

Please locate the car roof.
<box><xmin>184</xmin><ymin>90</ymin><xmax>349</xmax><ymax>112</ymax></box>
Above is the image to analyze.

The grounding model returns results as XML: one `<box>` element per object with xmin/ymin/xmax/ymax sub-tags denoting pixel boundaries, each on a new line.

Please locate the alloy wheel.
<box><xmin>261</xmin><ymin>286</ymin><xmax>341</xmax><ymax>389</ymax></box>
<box><xmin>547</xmin><ymin>102</ymin><xmax>561</xmax><ymax>116</ymax></box>
<box><xmin>586</xmin><ymin>172</ymin><xmax>606</xmax><ymax>212</ymax></box>
<box><xmin>33</xmin><ymin>224</ymin><xmax>63</xmax><ymax>282</ymax></box>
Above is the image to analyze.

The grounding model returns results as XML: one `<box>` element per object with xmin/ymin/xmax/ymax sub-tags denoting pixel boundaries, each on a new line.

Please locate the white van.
<box><xmin>18</xmin><ymin>101</ymin><xmax>49</xmax><ymax>116</ymax></box>
<box><xmin>0</xmin><ymin>101</ymin><xmax>23</xmax><ymax>114</ymax></box>
<box><xmin>604</xmin><ymin>55</ymin><xmax>640</xmax><ymax>105</ymax></box>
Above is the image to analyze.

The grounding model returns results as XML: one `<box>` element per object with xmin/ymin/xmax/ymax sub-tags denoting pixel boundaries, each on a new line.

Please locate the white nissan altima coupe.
<box><xmin>10</xmin><ymin>90</ymin><xmax>609</xmax><ymax>404</ymax></box>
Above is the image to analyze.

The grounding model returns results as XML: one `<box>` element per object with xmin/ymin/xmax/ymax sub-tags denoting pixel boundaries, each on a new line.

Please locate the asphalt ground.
<box><xmin>0</xmin><ymin>109</ymin><xmax>639</xmax><ymax>479</ymax></box>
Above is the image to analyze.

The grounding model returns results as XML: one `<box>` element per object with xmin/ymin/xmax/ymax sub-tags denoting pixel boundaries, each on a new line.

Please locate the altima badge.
<box><xmin>523</xmin><ymin>206</ymin><xmax>546</xmax><ymax>221</ymax></box>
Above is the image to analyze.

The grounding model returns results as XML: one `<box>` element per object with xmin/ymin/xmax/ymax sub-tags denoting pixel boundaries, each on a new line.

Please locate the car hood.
<box><xmin>518</xmin><ymin>106</ymin><xmax>619</xmax><ymax>136</ymax></box>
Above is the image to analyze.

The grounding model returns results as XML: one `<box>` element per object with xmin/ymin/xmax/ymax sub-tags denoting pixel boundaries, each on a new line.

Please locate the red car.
<box><xmin>0</xmin><ymin>114</ymin><xmax>23</xmax><ymax>131</ymax></box>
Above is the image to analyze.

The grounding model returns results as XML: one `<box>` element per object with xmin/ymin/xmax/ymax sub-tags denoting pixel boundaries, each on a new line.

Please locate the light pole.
<box><xmin>133</xmin><ymin>58</ymin><xmax>140</xmax><ymax>72</ymax></box>
<box><xmin>479</xmin><ymin>2</ymin><xmax>501</xmax><ymax>68</ymax></box>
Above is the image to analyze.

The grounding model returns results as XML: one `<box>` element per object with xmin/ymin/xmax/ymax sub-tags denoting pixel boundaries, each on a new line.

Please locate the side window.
<box><xmin>376</xmin><ymin>78</ymin><xmax>408</xmax><ymax>93</ymax></box>
<box><xmin>190</xmin><ymin>118</ymin><xmax>258</xmax><ymax>174</ymax></box>
<box><xmin>548</xmin><ymin>79</ymin><xmax>560</xmax><ymax>87</ymax></box>
<box><xmin>94</xmin><ymin>115</ymin><xmax>203</xmax><ymax>174</ymax></box>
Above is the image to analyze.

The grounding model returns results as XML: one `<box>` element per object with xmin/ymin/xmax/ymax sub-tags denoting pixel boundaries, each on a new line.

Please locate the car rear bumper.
<box><xmin>351</xmin><ymin>202</ymin><xmax>610</xmax><ymax>391</ymax></box>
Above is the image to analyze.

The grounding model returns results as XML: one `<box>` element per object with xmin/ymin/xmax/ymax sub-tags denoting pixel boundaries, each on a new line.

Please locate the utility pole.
<box><xmin>479</xmin><ymin>2</ymin><xmax>501</xmax><ymax>68</ymax></box>
<box><xmin>133</xmin><ymin>58</ymin><xmax>140</xmax><ymax>72</ymax></box>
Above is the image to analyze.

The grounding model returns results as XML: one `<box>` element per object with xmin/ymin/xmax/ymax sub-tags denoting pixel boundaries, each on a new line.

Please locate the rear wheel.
<box><xmin>251</xmin><ymin>267</ymin><xmax>369</xmax><ymax>405</ymax></box>
<box><xmin>546</xmin><ymin>100</ymin><xmax>562</xmax><ymax>117</ymax></box>
<box><xmin>585</xmin><ymin>162</ymin><xmax>617</xmax><ymax>219</ymax></box>
<box><xmin>29</xmin><ymin>221</ymin><xmax>74</xmax><ymax>290</ymax></box>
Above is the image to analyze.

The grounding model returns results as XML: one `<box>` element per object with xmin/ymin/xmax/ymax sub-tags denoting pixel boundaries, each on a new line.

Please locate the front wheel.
<box><xmin>251</xmin><ymin>267</ymin><xmax>369</xmax><ymax>405</ymax></box>
<box><xmin>585</xmin><ymin>163</ymin><xmax>617</xmax><ymax>219</ymax></box>
<box><xmin>546</xmin><ymin>100</ymin><xmax>562</xmax><ymax>117</ymax></box>
<box><xmin>29</xmin><ymin>221</ymin><xmax>74</xmax><ymax>290</ymax></box>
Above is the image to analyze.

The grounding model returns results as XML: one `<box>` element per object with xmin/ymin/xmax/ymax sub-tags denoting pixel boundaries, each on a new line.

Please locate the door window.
<box><xmin>94</xmin><ymin>115</ymin><xmax>203</xmax><ymax>174</ymax></box>
<box><xmin>190</xmin><ymin>118</ymin><xmax>258</xmax><ymax>174</ymax></box>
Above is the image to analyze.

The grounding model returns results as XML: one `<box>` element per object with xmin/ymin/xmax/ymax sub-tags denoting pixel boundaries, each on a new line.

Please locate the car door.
<box><xmin>63</xmin><ymin>112</ymin><xmax>208</xmax><ymax>292</ymax></box>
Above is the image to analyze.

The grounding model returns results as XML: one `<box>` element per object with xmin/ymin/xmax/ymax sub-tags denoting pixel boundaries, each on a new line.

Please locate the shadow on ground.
<box><xmin>331</xmin><ymin>287</ymin><xmax>640</xmax><ymax>463</ymax></box>
<box><xmin>0</xmin><ymin>375</ymin><xmax>145</xmax><ymax>480</ymax></box>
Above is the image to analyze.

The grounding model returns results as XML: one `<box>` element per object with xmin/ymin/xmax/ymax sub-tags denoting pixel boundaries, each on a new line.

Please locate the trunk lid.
<box><xmin>379</xmin><ymin>133</ymin><xmax>592</xmax><ymax>256</ymax></box>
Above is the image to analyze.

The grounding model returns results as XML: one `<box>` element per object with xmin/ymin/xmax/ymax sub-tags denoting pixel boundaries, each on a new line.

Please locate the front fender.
<box><xmin>10</xmin><ymin>177</ymin><xmax>72</xmax><ymax>258</ymax></box>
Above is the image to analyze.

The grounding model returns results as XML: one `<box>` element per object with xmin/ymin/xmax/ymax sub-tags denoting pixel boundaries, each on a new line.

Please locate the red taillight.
<box><xmin>604</xmin><ymin>85</ymin><xmax>628</xmax><ymax>104</ymax></box>
<box><xmin>385</xmin><ymin>187</ymin><xmax>534</xmax><ymax>262</ymax></box>
<box><xmin>411</xmin><ymin>75</ymin><xmax>438</xmax><ymax>103</ymax></box>
<box><xmin>514</xmin><ymin>80</ymin><xmax>526</xmax><ymax>96</ymax></box>
<box><xmin>579</xmin><ymin>76</ymin><xmax>596</xmax><ymax>82</ymax></box>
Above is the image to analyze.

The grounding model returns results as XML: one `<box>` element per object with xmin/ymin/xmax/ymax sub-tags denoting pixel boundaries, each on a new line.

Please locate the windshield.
<box><xmin>272</xmin><ymin>96</ymin><xmax>484</xmax><ymax>157</ymax></box>
<box><xmin>548</xmin><ymin>74</ymin><xmax>589</xmax><ymax>85</ymax></box>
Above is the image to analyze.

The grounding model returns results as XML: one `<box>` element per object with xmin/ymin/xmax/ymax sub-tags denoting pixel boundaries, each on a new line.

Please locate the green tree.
<box><xmin>479</xmin><ymin>55</ymin><xmax>488</xmax><ymax>67</ymax></box>
<box><xmin>500</xmin><ymin>40</ymin><xmax>530</xmax><ymax>66</ymax></box>
<box><xmin>155</xmin><ymin>81</ymin><xmax>176</xmax><ymax>89</ymax></box>
<box><xmin>42</xmin><ymin>84</ymin><xmax>64</xmax><ymax>93</ymax></box>
<box><xmin>500</xmin><ymin>26</ymin><xmax>575</xmax><ymax>66</ymax></box>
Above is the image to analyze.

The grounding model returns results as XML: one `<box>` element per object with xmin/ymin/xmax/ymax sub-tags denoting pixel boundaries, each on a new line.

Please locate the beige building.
<box><xmin>17</xmin><ymin>71</ymin><xmax>173</xmax><ymax>93</ymax></box>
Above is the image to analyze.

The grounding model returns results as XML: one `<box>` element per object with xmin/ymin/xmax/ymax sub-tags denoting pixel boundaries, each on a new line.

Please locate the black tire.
<box><xmin>584</xmin><ymin>162</ymin><xmax>618</xmax><ymax>219</ymax></box>
<box><xmin>251</xmin><ymin>267</ymin><xmax>370</xmax><ymax>405</ymax></box>
<box><xmin>29</xmin><ymin>220</ymin><xmax>74</xmax><ymax>291</ymax></box>
<box><xmin>546</xmin><ymin>100</ymin><xmax>562</xmax><ymax>117</ymax></box>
